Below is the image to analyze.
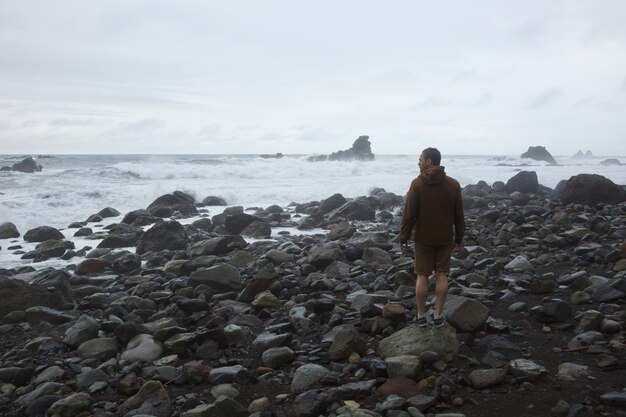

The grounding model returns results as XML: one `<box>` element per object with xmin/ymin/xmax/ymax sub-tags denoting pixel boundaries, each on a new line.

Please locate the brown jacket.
<box><xmin>400</xmin><ymin>166</ymin><xmax>465</xmax><ymax>246</ymax></box>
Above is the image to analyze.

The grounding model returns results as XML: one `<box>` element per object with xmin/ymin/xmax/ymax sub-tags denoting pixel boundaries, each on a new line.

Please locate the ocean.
<box><xmin>1</xmin><ymin>153</ymin><xmax>625</xmax><ymax>270</ymax></box>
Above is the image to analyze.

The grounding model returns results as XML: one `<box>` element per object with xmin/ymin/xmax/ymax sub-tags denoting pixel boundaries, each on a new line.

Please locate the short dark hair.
<box><xmin>422</xmin><ymin>147</ymin><xmax>441</xmax><ymax>165</ymax></box>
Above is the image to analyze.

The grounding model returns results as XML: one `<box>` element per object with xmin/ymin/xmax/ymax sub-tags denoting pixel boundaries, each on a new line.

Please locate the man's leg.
<box><xmin>434</xmin><ymin>271</ymin><xmax>448</xmax><ymax>317</ymax></box>
<box><xmin>415</xmin><ymin>274</ymin><xmax>429</xmax><ymax>317</ymax></box>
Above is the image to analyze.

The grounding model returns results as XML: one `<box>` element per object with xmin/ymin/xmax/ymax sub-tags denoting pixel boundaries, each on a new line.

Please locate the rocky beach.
<box><xmin>0</xmin><ymin>170</ymin><xmax>625</xmax><ymax>417</ymax></box>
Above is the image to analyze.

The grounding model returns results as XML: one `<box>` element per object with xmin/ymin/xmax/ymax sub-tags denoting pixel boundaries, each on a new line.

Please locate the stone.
<box><xmin>561</xmin><ymin>174</ymin><xmax>626</xmax><ymax>204</ymax></box>
<box><xmin>385</xmin><ymin>355</ymin><xmax>421</xmax><ymax>379</ymax></box>
<box><xmin>504</xmin><ymin>256</ymin><xmax>533</xmax><ymax>272</ymax></box>
<box><xmin>76</xmin><ymin>367</ymin><xmax>109</xmax><ymax>390</ymax></box>
<box><xmin>362</xmin><ymin>246</ymin><xmax>393</xmax><ymax>266</ymax></box>
<box><xmin>557</xmin><ymin>363</ymin><xmax>589</xmax><ymax>381</ymax></box>
<box><xmin>24</xmin><ymin>306</ymin><xmax>74</xmax><ymax>324</ymax></box>
<box><xmin>122</xmin><ymin>380</ymin><xmax>170</xmax><ymax>412</ymax></box>
<box><xmin>63</xmin><ymin>314</ymin><xmax>99</xmax><ymax>347</ymax></box>
<box><xmin>291</xmin><ymin>364</ymin><xmax>329</xmax><ymax>393</ymax></box>
<box><xmin>521</xmin><ymin>146</ymin><xmax>557</xmax><ymax>164</ymax></box>
<box><xmin>210</xmin><ymin>384</ymin><xmax>240</xmax><ymax>399</ymax></box>
<box><xmin>0</xmin><ymin>276</ymin><xmax>72</xmax><ymax>318</ymax></box>
<box><xmin>189</xmin><ymin>264</ymin><xmax>241</xmax><ymax>292</ymax></box>
<box><xmin>530</xmin><ymin>300</ymin><xmax>572</xmax><ymax>323</ymax></box>
<box><xmin>248</xmin><ymin>396</ymin><xmax>270</xmax><ymax>413</ymax></box>
<box><xmin>377</xmin><ymin>378</ymin><xmax>419</xmax><ymax>398</ymax></box>
<box><xmin>266</xmin><ymin>249</ymin><xmax>293</xmax><ymax>265</ymax></box>
<box><xmin>182</xmin><ymin>396</ymin><xmax>248</xmax><ymax>417</ymax></box>
<box><xmin>77</xmin><ymin>337</ymin><xmax>118</xmax><ymax>360</ymax></box>
<box><xmin>599</xmin><ymin>391</ymin><xmax>626</xmax><ymax>408</ymax></box>
<box><xmin>48</xmin><ymin>392</ymin><xmax>91</xmax><ymax>417</ymax></box>
<box><xmin>23</xmin><ymin>226</ymin><xmax>64</xmax><ymax>242</ymax></box>
<box><xmin>378</xmin><ymin>324</ymin><xmax>460</xmax><ymax>361</ymax></box>
<box><xmin>328</xmin><ymin>200</ymin><xmax>376</xmax><ymax>222</ymax></box>
<box><xmin>147</xmin><ymin>191</ymin><xmax>197</xmax><ymax>217</ymax></box>
<box><xmin>325</xmin><ymin>324</ymin><xmax>367</xmax><ymax>361</ymax></box>
<box><xmin>567</xmin><ymin>331</ymin><xmax>605</xmax><ymax>349</ymax></box>
<box><xmin>136</xmin><ymin>220</ymin><xmax>188</xmax><ymax>254</ymax></box>
<box><xmin>468</xmin><ymin>368</ymin><xmax>506</xmax><ymax>389</ymax></box>
<box><xmin>308</xmin><ymin>242</ymin><xmax>346</xmax><ymax>268</ymax></box>
<box><xmin>507</xmin><ymin>359</ymin><xmax>547</xmax><ymax>381</ymax></box>
<box><xmin>574</xmin><ymin>310</ymin><xmax>604</xmax><ymax>334</ymax></box>
<box><xmin>442</xmin><ymin>295</ymin><xmax>489</xmax><ymax>332</ymax></box>
<box><xmin>122</xmin><ymin>334</ymin><xmax>165</xmax><ymax>363</ymax></box>
<box><xmin>476</xmin><ymin>335</ymin><xmax>522</xmax><ymax>360</ymax></box>
<box><xmin>382</xmin><ymin>304</ymin><xmax>407</xmax><ymax>322</ymax></box>
<box><xmin>262</xmin><ymin>346</ymin><xmax>295</xmax><ymax>368</ymax></box>
<box><xmin>202</xmin><ymin>196</ymin><xmax>227</xmax><ymax>206</ymax></box>
<box><xmin>505</xmin><ymin>171</ymin><xmax>539</xmax><ymax>194</ymax></box>
<box><xmin>124</xmin><ymin>398</ymin><xmax>173</xmax><ymax>417</ymax></box>
<box><xmin>251</xmin><ymin>290</ymin><xmax>282</xmax><ymax>309</ymax></box>
<box><xmin>189</xmin><ymin>236</ymin><xmax>247</xmax><ymax>256</ymax></box>
<box><xmin>208</xmin><ymin>365</ymin><xmax>246</xmax><ymax>385</ymax></box>
<box><xmin>0</xmin><ymin>222</ymin><xmax>20</xmax><ymax>238</ymax></box>
<box><xmin>17</xmin><ymin>382</ymin><xmax>70</xmax><ymax>405</ymax></box>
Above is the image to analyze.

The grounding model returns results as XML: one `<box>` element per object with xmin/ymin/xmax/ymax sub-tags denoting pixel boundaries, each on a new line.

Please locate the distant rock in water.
<box><xmin>560</xmin><ymin>174</ymin><xmax>626</xmax><ymax>205</ymax></box>
<box><xmin>260</xmin><ymin>153</ymin><xmax>283</xmax><ymax>159</ymax></box>
<box><xmin>600</xmin><ymin>158</ymin><xmax>622</xmax><ymax>166</ymax></box>
<box><xmin>0</xmin><ymin>157</ymin><xmax>43</xmax><ymax>173</ymax></box>
<box><xmin>307</xmin><ymin>135</ymin><xmax>375</xmax><ymax>162</ymax></box>
<box><xmin>573</xmin><ymin>150</ymin><xmax>594</xmax><ymax>158</ymax></box>
<box><xmin>521</xmin><ymin>146</ymin><xmax>557</xmax><ymax>165</ymax></box>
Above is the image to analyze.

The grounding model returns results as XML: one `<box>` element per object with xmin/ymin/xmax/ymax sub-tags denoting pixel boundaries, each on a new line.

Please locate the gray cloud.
<box><xmin>526</xmin><ymin>87</ymin><xmax>564</xmax><ymax>109</ymax></box>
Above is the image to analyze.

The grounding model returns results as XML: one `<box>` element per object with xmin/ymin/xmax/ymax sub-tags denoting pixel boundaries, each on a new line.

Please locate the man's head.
<box><xmin>419</xmin><ymin>147</ymin><xmax>441</xmax><ymax>171</ymax></box>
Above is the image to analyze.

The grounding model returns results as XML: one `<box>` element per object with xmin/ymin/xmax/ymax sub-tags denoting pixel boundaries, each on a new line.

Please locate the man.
<box><xmin>400</xmin><ymin>147</ymin><xmax>465</xmax><ymax>328</ymax></box>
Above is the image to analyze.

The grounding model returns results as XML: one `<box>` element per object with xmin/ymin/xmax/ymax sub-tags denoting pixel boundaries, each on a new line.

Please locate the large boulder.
<box><xmin>378</xmin><ymin>323</ymin><xmax>460</xmax><ymax>361</ymax></box>
<box><xmin>146</xmin><ymin>191</ymin><xmax>198</xmax><ymax>218</ymax></box>
<box><xmin>1</xmin><ymin>157</ymin><xmax>42</xmax><ymax>173</ymax></box>
<box><xmin>328</xmin><ymin>200</ymin><xmax>376</xmax><ymax>222</ymax></box>
<box><xmin>560</xmin><ymin>174</ymin><xmax>626</xmax><ymax>205</ymax></box>
<box><xmin>136</xmin><ymin>220</ymin><xmax>187</xmax><ymax>254</ymax></box>
<box><xmin>317</xmin><ymin>193</ymin><xmax>347</xmax><ymax>215</ymax></box>
<box><xmin>308</xmin><ymin>242</ymin><xmax>346</xmax><ymax>268</ymax></box>
<box><xmin>0</xmin><ymin>222</ymin><xmax>20</xmax><ymax>238</ymax></box>
<box><xmin>521</xmin><ymin>146</ymin><xmax>557</xmax><ymax>164</ymax></box>
<box><xmin>505</xmin><ymin>171</ymin><xmax>539</xmax><ymax>194</ymax></box>
<box><xmin>188</xmin><ymin>236</ymin><xmax>247</xmax><ymax>257</ymax></box>
<box><xmin>0</xmin><ymin>274</ymin><xmax>73</xmax><ymax>318</ymax></box>
<box><xmin>23</xmin><ymin>226</ymin><xmax>65</xmax><ymax>243</ymax></box>
<box><xmin>189</xmin><ymin>264</ymin><xmax>241</xmax><ymax>292</ymax></box>
<box><xmin>442</xmin><ymin>294</ymin><xmax>490</xmax><ymax>331</ymax></box>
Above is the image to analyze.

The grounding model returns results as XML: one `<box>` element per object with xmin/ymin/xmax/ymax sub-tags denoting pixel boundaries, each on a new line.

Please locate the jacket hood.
<box><xmin>419</xmin><ymin>165</ymin><xmax>446</xmax><ymax>184</ymax></box>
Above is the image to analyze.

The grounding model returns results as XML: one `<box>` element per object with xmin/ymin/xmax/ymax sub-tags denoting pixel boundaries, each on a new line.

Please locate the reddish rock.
<box><xmin>377</xmin><ymin>377</ymin><xmax>419</xmax><ymax>398</ymax></box>
<box><xmin>74</xmin><ymin>258</ymin><xmax>110</xmax><ymax>275</ymax></box>
<box><xmin>382</xmin><ymin>304</ymin><xmax>407</xmax><ymax>322</ymax></box>
<box><xmin>118</xmin><ymin>372</ymin><xmax>140</xmax><ymax>395</ymax></box>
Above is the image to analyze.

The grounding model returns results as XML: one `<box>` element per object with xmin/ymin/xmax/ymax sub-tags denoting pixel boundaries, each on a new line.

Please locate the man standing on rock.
<box><xmin>400</xmin><ymin>147</ymin><xmax>465</xmax><ymax>328</ymax></box>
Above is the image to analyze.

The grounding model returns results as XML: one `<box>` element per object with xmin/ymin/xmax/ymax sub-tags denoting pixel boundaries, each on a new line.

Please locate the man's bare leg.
<box><xmin>434</xmin><ymin>271</ymin><xmax>449</xmax><ymax>317</ymax></box>
<box><xmin>415</xmin><ymin>274</ymin><xmax>429</xmax><ymax>317</ymax></box>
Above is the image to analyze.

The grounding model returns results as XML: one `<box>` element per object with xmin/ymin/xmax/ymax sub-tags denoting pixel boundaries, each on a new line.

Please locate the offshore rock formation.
<box><xmin>0</xmin><ymin>157</ymin><xmax>43</xmax><ymax>173</ymax></box>
<box><xmin>521</xmin><ymin>146</ymin><xmax>557</xmax><ymax>165</ymax></box>
<box><xmin>308</xmin><ymin>136</ymin><xmax>375</xmax><ymax>162</ymax></box>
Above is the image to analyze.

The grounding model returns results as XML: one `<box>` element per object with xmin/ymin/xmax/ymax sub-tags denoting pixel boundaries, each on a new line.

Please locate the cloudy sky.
<box><xmin>1</xmin><ymin>1</ymin><xmax>625</xmax><ymax>155</ymax></box>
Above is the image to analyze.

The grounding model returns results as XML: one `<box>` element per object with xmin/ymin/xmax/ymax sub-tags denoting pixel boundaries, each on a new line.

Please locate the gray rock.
<box><xmin>182</xmin><ymin>396</ymin><xmax>248</xmax><ymax>417</ymax></box>
<box><xmin>262</xmin><ymin>346</ymin><xmax>295</xmax><ymax>368</ymax></box>
<box><xmin>77</xmin><ymin>337</ymin><xmax>118</xmax><ymax>360</ymax></box>
<box><xmin>76</xmin><ymin>367</ymin><xmax>110</xmax><ymax>390</ymax></box>
<box><xmin>567</xmin><ymin>331</ymin><xmax>605</xmax><ymax>349</ymax></box>
<box><xmin>521</xmin><ymin>146</ymin><xmax>557</xmax><ymax>164</ymax></box>
<box><xmin>122</xmin><ymin>334</ymin><xmax>165</xmax><ymax>363</ymax></box>
<box><xmin>308</xmin><ymin>242</ymin><xmax>346</xmax><ymax>268</ymax></box>
<box><xmin>136</xmin><ymin>220</ymin><xmax>188</xmax><ymax>254</ymax></box>
<box><xmin>25</xmin><ymin>306</ymin><xmax>74</xmax><ymax>324</ymax></box>
<box><xmin>442</xmin><ymin>294</ymin><xmax>489</xmax><ymax>332</ymax></box>
<box><xmin>63</xmin><ymin>315</ymin><xmax>99</xmax><ymax>347</ymax></box>
<box><xmin>530</xmin><ymin>300</ymin><xmax>572</xmax><ymax>323</ymax></box>
<box><xmin>477</xmin><ymin>335</ymin><xmax>522</xmax><ymax>360</ymax></box>
<box><xmin>557</xmin><ymin>362</ymin><xmax>589</xmax><ymax>381</ymax></box>
<box><xmin>189</xmin><ymin>264</ymin><xmax>241</xmax><ymax>292</ymax></box>
<box><xmin>385</xmin><ymin>355</ymin><xmax>421</xmax><ymax>379</ymax></box>
<box><xmin>507</xmin><ymin>359</ymin><xmax>547</xmax><ymax>381</ymax></box>
<box><xmin>266</xmin><ymin>249</ymin><xmax>293</xmax><ymax>265</ymax></box>
<box><xmin>208</xmin><ymin>365</ymin><xmax>246</xmax><ymax>385</ymax></box>
<box><xmin>505</xmin><ymin>171</ymin><xmax>539</xmax><ymax>193</ymax></box>
<box><xmin>378</xmin><ymin>324</ymin><xmax>460</xmax><ymax>361</ymax></box>
<box><xmin>504</xmin><ymin>255</ymin><xmax>533</xmax><ymax>272</ymax></box>
<box><xmin>468</xmin><ymin>368</ymin><xmax>506</xmax><ymax>389</ymax></box>
<box><xmin>124</xmin><ymin>398</ymin><xmax>173</xmax><ymax>417</ymax></box>
<box><xmin>325</xmin><ymin>324</ymin><xmax>366</xmax><ymax>361</ymax></box>
<box><xmin>48</xmin><ymin>392</ymin><xmax>91</xmax><ymax>417</ymax></box>
<box><xmin>33</xmin><ymin>366</ymin><xmax>65</xmax><ymax>384</ymax></box>
<box><xmin>599</xmin><ymin>391</ymin><xmax>626</xmax><ymax>408</ymax></box>
<box><xmin>188</xmin><ymin>236</ymin><xmax>247</xmax><ymax>257</ymax></box>
<box><xmin>362</xmin><ymin>246</ymin><xmax>393</xmax><ymax>266</ymax></box>
<box><xmin>291</xmin><ymin>364</ymin><xmax>329</xmax><ymax>393</ymax></box>
<box><xmin>252</xmin><ymin>331</ymin><xmax>291</xmax><ymax>352</ymax></box>
<box><xmin>0</xmin><ymin>222</ymin><xmax>20</xmax><ymax>238</ymax></box>
<box><xmin>23</xmin><ymin>226</ymin><xmax>64</xmax><ymax>242</ymax></box>
<box><xmin>560</xmin><ymin>174</ymin><xmax>626</xmax><ymax>205</ymax></box>
<box><xmin>574</xmin><ymin>310</ymin><xmax>604</xmax><ymax>334</ymax></box>
<box><xmin>17</xmin><ymin>382</ymin><xmax>70</xmax><ymax>405</ymax></box>
<box><xmin>210</xmin><ymin>384</ymin><xmax>240</xmax><ymax>399</ymax></box>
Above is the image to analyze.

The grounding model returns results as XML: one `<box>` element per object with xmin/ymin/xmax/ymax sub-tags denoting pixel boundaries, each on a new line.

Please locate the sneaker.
<box><xmin>433</xmin><ymin>315</ymin><xmax>447</xmax><ymax>328</ymax></box>
<box><xmin>415</xmin><ymin>316</ymin><xmax>428</xmax><ymax>328</ymax></box>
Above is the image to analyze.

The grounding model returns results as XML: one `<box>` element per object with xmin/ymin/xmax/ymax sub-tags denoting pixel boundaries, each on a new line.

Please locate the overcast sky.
<box><xmin>1</xmin><ymin>1</ymin><xmax>625</xmax><ymax>155</ymax></box>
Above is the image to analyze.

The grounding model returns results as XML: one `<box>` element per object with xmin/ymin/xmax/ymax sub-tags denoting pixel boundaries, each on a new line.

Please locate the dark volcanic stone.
<box><xmin>201</xmin><ymin>196</ymin><xmax>227</xmax><ymax>206</ymax></box>
<box><xmin>136</xmin><ymin>220</ymin><xmax>188</xmax><ymax>255</ymax></box>
<box><xmin>23</xmin><ymin>226</ymin><xmax>64</xmax><ymax>242</ymax></box>
<box><xmin>0</xmin><ymin>222</ymin><xmax>20</xmax><ymax>238</ymax></box>
<box><xmin>505</xmin><ymin>171</ymin><xmax>539</xmax><ymax>194</ymax></box>
<box><xmin>317</xmin><ymin>193</ymin><xmax>347</xmax><ymax>215</ymax></box>
<box><xmin>560</xmin><ymin>174</ymin><xmax>626</xmax><ymax>205</ymax></box>
<box><xmin>147</xmin><ymin>191</ymin><xmax>198</xmax><ymax>217</ymax></box>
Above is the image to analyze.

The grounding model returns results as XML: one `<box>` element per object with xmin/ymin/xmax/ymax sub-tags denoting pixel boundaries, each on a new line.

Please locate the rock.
<box><xmin>599</xmin><ymin>158</ymin><xmax>622</xmax><ymax>166</ymax></box>
<box><xmin>24</xmin><ymin>306</ymin><xmax>73</xmax><ymax>324</ymax></box>
<box><xmin>599</xmin><ymin>391</ymin><xmax>626</xmax><ymax>408</ymax></box>
<box><xmin>308</xmin><ymin>135</ymin><xmax>375</xmax><ymax>162</ymax></box>
<box><xmin>210</xmin><ymin>384</ymin><xmax>239</xmax><ymax>399</ymax></box>
<box><xmin>362</xmin><ymin>246</ymin><xmax>393</xmax><ymax>266</ymax></box>
<box><xmin>0</xmin><ymin>222</ymin><xmax>20</xmax><ymax>238</ymax></box>
<box><xmin>77</xmin><ymin>337</ymin><xmax>118</xmax><ymax>360</ymax></box>
<box><xmin>124</xmin><ymin>398</ymin><xmax>172</xmax><ymax>417</ymax></box>
<box><xmin>382</xmin><ymin>303</ymin><xmax>407</xmax><ymax>322</ymax></box>
<box><xmin>251</xmin><ymin>290</ymin><xmax>282</xmax><ymax>309</ymax></box>
<box><xmin>24</xmin><ymin>395</ymin><xmax>63</xmax><ymax>416</ymax></box>
<box><xmin>23</xmin><ymin>226</ymin><xmax>64</xmax><ymax>242</ymax></box>
<box><xmin>261</xmin><ymin>346</ymin><xmax>295</xmax><ymax>368</ymax></box>
<box><xmin>4</xmin><ymin>157</ymin><xmax>42</xmax><ymax>173</ymax></box>
<box><xmin>122</xmin><ymin>334</ymin><xmax>165</xmax><ymax>363</ymax></box>
<box><xmin>189</xmin><ymin>264</ymin><xmax>241</xmax><ymax>292</ymax></box>
<box><xmin>63</xmin><ymin>315</ymin><xmax>99</xmax><ymax>347</ymax></box>
<box><xmin>0</xmin><ymin>367</ymin><xmax>36</xmax><ymax>386</ymax></box>
<box><xmin>202</xmin><ymin>196</ymin><xmax>227</xmax><ymax>206</ymax></box>
<box><xmin>557</xmin><ymin>363</ymin><xmax>589</xmax><ymax>381</ymax></box>
<box><xmin>442</xmin><ymin>295</ymin><xmax>490</xmax><ymax>332</ymax></box>
<box><xmin>208</xmin><ymin>365</ymin><xmax>246</xmax><ymax>385</ymax></box>
<box><xmin>574</xmin><ymin>310</ymin><xmax>604</xmax><ymax>334</ymax></box>
<box><xmin>0</xmin><ymin>276</ymin><xmax>72</xmax><ymax>318</ymax></box>
<box><xmin>136</xmin><ymin>220</ymin><xmax>188</xmax><ymax>254</ymax></box>
<box><xmin>507</xmin><ymin>359</ymin><xmax>547</xmax><ymax>381</ymax></box>
<box><xmin>188</xmin><ymin>236</ymin><xmax>247</xmax><ymax>257</ymax></box>
<box><xmin>377</xmin><ymin>378</ymin><xmax>419</xmax><ymax>398</ymax></box>
<box><xmin>504</xmin><ymin>255</ymin><xmax>534</xmax><ymax>272</ymax></box>
<box><xmin>248</xmin><ymin>396</ymin><xmax>270</xmax><ymax>413</ymax></box>
<box><xmin>291</xmin><ymin>364</ymin><xmax>329</xmax><ymax>393</ymax></box>
<box><xmin>224</xmin><ymin>213</ymin><xmax>260</xmax><ymax>235</ymax></box>
<box><xmin>521</xmin><ymin>146</ymin><xmax>557</xmax><ymax>164</ymax></box>
<box><xmin>468</xmin><ymin>368</ymin><xmax>506</xmax><ymax>389</ymax></box>
<box><xmin>74</xmin><ymin>258</ymin><xmax>110</xmax><ymax>275</ymax></box>
<box><xmin>147</xmin><ymin>191</ymin><xmax>198</xmax><ymax>217</ymax></box>
<box><xmin>76</xmin><ymin>367</ymin><xmax>109</xmax><ymax>389</ymax></box>
<box><xmin>325</xmin><ymin>324</ymin><xmax>367</xmax><ymax>361</ymax></box>
<box><xmin>477</xmin><ymin>335</ymin><xmax>522</xmax><ymax>360</ymax></box>
<box><xmin>48</xmin><ymin>392</ymin><xmax>91</xmax><ymax>417</ymax></box>
<box><xmin>567</xmin><ymin>331</ymin><xmax>605</xmax><ymax>349</ymax></box>
<box><xmin>327</xmin><ymin>220</ymin><xmax>356</xmax><ymax>240</ymax></box>
<box><xmin>266</xmin><ymin>249</ymin><xmax>293</xmax><ymax>265</ymax></box>
<box><xmin>385</xmin><ymin>355</ymin><xmax>421</xmax><ymax>378</ymax></box>
<box><xmin>17</xmin><ymin>382</ymin><xmax>70</xmax><ymax>405</ymax></box>
<box><xmin>308</xmin><ymin>242</ymin><xmax>346</xmax><ymax>268</ymax></box>
<box><xmin>530</xmin><ymin>300</ymin><xmax>572</xmax><ymax>323</ymax></box>
<box><xmin>241</xmin><ymin>220</ymin><xmax>271</xmax><ymax>238</ymax></box>
<box><xmin>378</xmin><ymin>324</ymin><xmax>460</xmax><ymax>361</ymax></box>
<box><xmin>318</xmin><ymin>193</ymin><xmax>347</xmax><ymax>215</ymax></box>
<box><xmin>329</xmin><ymin>200</ymin><xmax>376</xmax><ymax>221</ymax></box>
<box><xmin>560</xmin><ymin>174</ymin><xmax>626</xmax><ymax>205</ymax></box>
<box><xmin>505</xmin><ymin>171</ymin><xmax>539</xmax><ymax>194</ymax></box>
<box><xmin>121</xmin><ymin>380</ymin><xmax>170</xmax><ymax>412</ymax></box>
<box><xmin>182</xmin><ymin>396</ymin><xmax>248</xmax><ymax>417</ymax></box>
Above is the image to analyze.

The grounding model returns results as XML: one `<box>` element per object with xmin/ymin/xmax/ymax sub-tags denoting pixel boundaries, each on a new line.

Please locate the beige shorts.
<box><xmin>413</xmin><ymin>242</ymin><xmax>453</xmax><ymax>276</ymax></box>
